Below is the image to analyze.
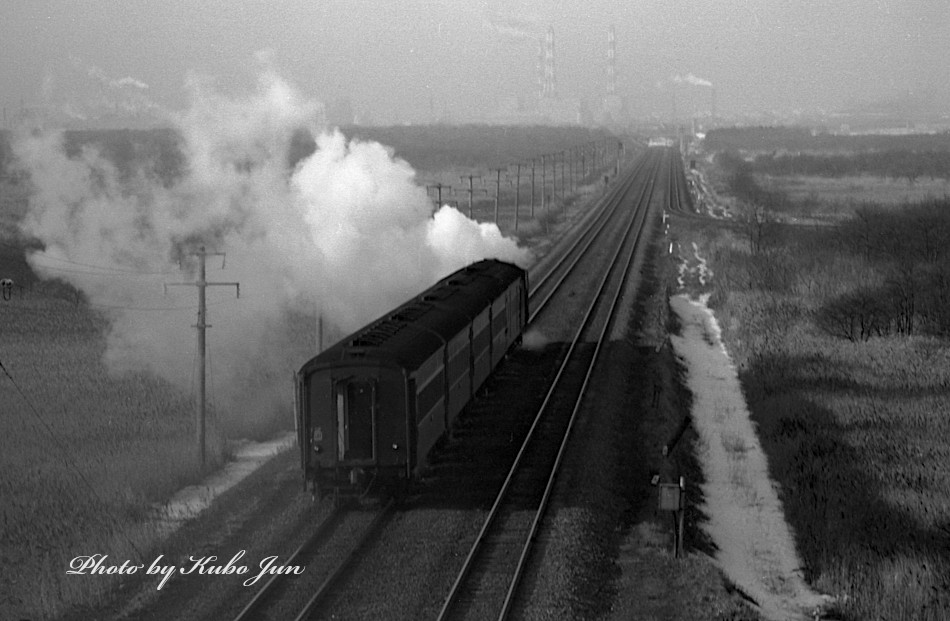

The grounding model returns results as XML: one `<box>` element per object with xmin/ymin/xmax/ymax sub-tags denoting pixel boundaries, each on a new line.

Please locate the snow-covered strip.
<box><xmin>692</xmin><ymin>242</ymin><xmax>712</xmax><ymax>285</ymax></box>
<box><xmin>669</xmin><ymin>294</ymin><xmax>830</xmax><ymax>621</ymax></box>
<box><xmin>152</xmin><ymin>432</ymin><xmax>295</xmax><ymax>526</ymax></box>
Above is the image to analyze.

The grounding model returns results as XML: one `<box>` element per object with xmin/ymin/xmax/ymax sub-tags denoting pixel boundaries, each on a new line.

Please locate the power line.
<box><xmin>0</xmin><ymin>356</ymin><xmax>145</xmax><ymax>559</ymax></box>
<box><xmin>26</xmin><ymin>263</ymin><xmax>171</xmax><ymax>278</ymax></box>
<box><xmin>27</xmin><ymin>253</ymin><xmax>179</xmax><ymax>275</ymax></box>
<box><xmin>0</xmin><ymin>243</ymin><xmax>180</xmax><ymax>276</ymax></box>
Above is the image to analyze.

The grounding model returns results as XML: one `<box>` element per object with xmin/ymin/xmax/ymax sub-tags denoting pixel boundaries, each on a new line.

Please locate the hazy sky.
<box><xmin>3</xmin><ymin>0</ymin><xmax>948</xmax><ymax>123</ymax></box>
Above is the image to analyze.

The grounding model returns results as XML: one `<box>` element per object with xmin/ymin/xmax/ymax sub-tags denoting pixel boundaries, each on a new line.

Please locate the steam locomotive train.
<box><xmin>295</xmin><ymin>259</ymin><xmax>528</xmax><ymax>498</ymax></box>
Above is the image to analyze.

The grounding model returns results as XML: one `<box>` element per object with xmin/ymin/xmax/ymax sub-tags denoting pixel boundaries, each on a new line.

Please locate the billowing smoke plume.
<box><xmin>482</xmin><ymin>10</ymin><xmax>541</xmax><ymax>41</ymax></box>
<box><xmin>14</xmin><ymin>71</ymin><xmax>531</xmax><ymax>436</ymax></box>
<box><xmin>671</xmin><ymin>73</ymin><xmax>714</xmax><ymax>88</ymax></box>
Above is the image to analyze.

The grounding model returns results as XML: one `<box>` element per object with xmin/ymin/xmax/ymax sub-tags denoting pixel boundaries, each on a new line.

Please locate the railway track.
<box><xmin>233</xmin><ymin>149</ymin><xmax>673</xmax><ymax>621</ymax></box>
<box><xmin>228</xmin><ymin>499</ymin><xmax>395</xmax><ymax>621</ymax></box>
<box><xmin>434</xmin><ymin>151</ymin><xmax>664</xmax><ymax>621</ymax></box>
<box><xmin>526</xmin><ymin>152</ymin><xmax>654</xmax><ymax>320</ymax></box>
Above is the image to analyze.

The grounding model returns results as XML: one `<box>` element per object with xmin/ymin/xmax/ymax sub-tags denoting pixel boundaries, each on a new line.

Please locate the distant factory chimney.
<box><xmin>711</xmin><ymin>86</ymin><xmax>717</xmax><ymax>121</ymax></box>
<box><xmin>606</xmin><ymin>25</ymin><xmax>617</xmax><ymax>96</ymax></box>
<box><xmin>542</xmin><ymin>26</ymin><xmax>556</xmax><ymax>98</ymax></box>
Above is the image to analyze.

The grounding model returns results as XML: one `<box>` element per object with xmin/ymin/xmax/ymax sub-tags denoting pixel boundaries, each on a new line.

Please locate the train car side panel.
<box><xmin>446</xmin><ymin>326</ymin><xmax>472</xmax><ymax>426</ymax></box>
<box><xmin>505</xmin><ymin>278</ymin><xmax>526</xmax><ymax>348</ymax></box>
<box><xmin>413</xmin><ymin>348</ymin><xmax>447</xmax><ymax>471</ymax></box>
<box><xmin>472</xmin><ymin>308</ymin><xmax>491</xmax><ymax>390</ymax></box>
<box><xmin>490</xmin><ymin>294</ymin><xmax>508</xmax><ymax>366</ymax></box>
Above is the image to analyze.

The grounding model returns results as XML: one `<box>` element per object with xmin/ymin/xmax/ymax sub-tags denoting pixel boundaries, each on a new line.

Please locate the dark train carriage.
<box><xmin>296</xmin><ymin>259</ymin><xmax>527</xmax><ymax>497</ymax></box>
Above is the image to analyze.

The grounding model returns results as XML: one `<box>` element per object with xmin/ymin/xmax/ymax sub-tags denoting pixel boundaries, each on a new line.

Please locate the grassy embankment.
<box><xmin>0</xmin><ymin>177</ymin><xmax>203</xmax><ymax>618</ymax></box>
<box><xmin>675</xmin><ymin>141</ymin><xmax>950</xmax><ymax>620</ymax></box>
<box><xmin>0</xmin><ymin>125</ymin><xmax>627</xmax><ymax>619</ymax></box>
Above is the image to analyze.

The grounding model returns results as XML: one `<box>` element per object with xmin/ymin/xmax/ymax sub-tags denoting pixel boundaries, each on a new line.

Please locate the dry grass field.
<box><xmin>676</xmin><ymin>152</ymin><xmax>950</xmax><ymax>619</ymax></box>
<box><xmin>760</xmin><ymin>174</ymin><xmax>950</xmax><ymax>214</ymax></box>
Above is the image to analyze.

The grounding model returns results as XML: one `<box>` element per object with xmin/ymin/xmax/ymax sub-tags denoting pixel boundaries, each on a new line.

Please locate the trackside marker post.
<box><xmin>655</xmin><ymin>476</ymin><xmax>687</xmax><ymax>558</ymax></box>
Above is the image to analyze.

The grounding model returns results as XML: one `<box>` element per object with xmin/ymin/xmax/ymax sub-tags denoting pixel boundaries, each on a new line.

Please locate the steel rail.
<box><xmin>230</xmin><ymin>505</ymin><xmax>346</xmax><ymax>621</ymax></box>
<box><xmin>435</xmin><ymin>151</ymin><xmax>664</xmax><ymax>621</ymax></box>
<box><xmin>498</xmin><ymin>151</ymin><xmax>664</xmax><ymax>621</ymax></box>
<box><xmin>526</xmin><ymin>156</ymin><xmax>653</xmax><ymax>323</ymax></box>
<box><xmin>291</xmin><ymin>498</ymin><xmax>396</xmax><ymax>621</ymax></box>
<box><xmin>526</xmin><ymin>154</ymin><xmax>650</xmax><ymax>320</ymax></box>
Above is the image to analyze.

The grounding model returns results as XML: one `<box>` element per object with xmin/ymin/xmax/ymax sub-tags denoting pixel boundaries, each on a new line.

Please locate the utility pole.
<box><xmin>489</xmin><ymin>167</ymin><xmax>505</xmax><ymax>224</ymax></box>
<box><xmin>568</xmin><ymin>148</ymin><xmax>575</xmax><ymax>193</ymax></box>
<box><xmin>541</xmin><ymin>155</ymin><xmax>548</xmax><ymax>211</ymax></box>
<box><xmin>426</xmin><ymin>183</ymin><xmax>453</xmax><ymax>208</ymax></box>
<box><xmin>458</xmin><ymin>174</ymin><xmax>486</xmax><ymax>218</ymax></box>
<box><xmin>559</xmin><ymin>150</ymin><xmax>567</xmax><ymax>197</ymax></box>
<box><xmin>529</xmin><ymin>158</ymin><xmax>538</xmax><ymax>217</ymax></box>
<box><xmin>166</xmin><ymin>246</ymin><xmax>239</xmax><ymax>470</ymax></box>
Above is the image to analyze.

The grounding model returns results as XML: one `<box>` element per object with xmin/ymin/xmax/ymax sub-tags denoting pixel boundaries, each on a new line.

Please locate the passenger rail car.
<box><xmin>296</xmin><ymin>259</ymin><xmax>528</xmax><ymax>497</ymax></box>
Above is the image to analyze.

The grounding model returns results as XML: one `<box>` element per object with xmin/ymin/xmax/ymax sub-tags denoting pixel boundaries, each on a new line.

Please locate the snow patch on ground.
<box><xmin>692</xmin><ymin>242</ymin><xmax>712</xmax><ymax>286</ymax></box>
<box><xmin>669</xmin><ymin>294</ymin><xmax>831</xmax><ymax>621</ymax></box>
<box><xmin>673</xmin><ymin>242</ymin><xmax>712</xmax><ymax>290</ymax></box>
<box><xmin>150</xmin><ymin>432</ymin><xmax>295</xmax><ymax>535</ymax></box>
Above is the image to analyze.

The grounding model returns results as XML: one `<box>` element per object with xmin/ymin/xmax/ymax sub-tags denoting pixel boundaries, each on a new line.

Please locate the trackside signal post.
<box><xmin>166</xmin><ymin>246</ymin><xmax>239</xmax><ymax>470</ymax></box>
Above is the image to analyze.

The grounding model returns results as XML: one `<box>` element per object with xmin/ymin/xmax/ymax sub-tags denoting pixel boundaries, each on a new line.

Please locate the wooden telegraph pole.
<box><xmin>458</xmin><ymin>174</ymin><xmax>487</xmax><ymax>219</ymax></box>
<box><xmin>529</xmin><ymin>158</ymin><xmax>538</xmax><ymax>217</ymax></box>
<box><xmin>166</xmin><ymin>246</ymin><xmax>239</xmax><ymax>470</ymax></box>
<box><xmin>540</xmin><ymin>154</ymin><xmax>548</xmax><ymax>211</ymax></box>
<box><xmin>426</xmin><ymin>183</ymin><xmax>453</xmax><ymax>209</ymax></box>
<box><xmin>489</xmin><ymin>167</ymin><xmax>505</xmax><ymax>224</ymax></box>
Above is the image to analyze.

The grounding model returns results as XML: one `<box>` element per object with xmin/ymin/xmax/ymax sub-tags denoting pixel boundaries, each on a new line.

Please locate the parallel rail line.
<box><xmin>229</xmin><ymin>499</ymin><xmax>394</xmax><ymax>621</ymax></box>
<box><xmin>435</xmin><ymin>150</ymin><xmax>664</xmax><ymax>621</ymax></box>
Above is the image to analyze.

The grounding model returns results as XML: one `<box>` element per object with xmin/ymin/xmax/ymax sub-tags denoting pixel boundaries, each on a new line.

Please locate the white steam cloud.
<box><xmin>14</xmin><ymin>71</ymin><xmax>531</xmax><ymax>436</ymax></box>
<box><xmin>671</xmin><ymin>73</ymin><xmax>714</xmax><ymax>88</ymax></box>
<box><xmin>482</xmin><ymin>11</ymin><xmax>541</xmax><ymax>41</ymax></box>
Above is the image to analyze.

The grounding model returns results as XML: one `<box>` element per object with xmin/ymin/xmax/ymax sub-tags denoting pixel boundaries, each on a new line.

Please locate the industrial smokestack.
<box><xmin>606</xmin><ymin>26</ymin><xmax>617</xmax><ymax>96</ymax></box>
<box><xmin>537</xmin><ymin>40</ymin><xmax>544</xmax><ymax>99</ymax></box>
<box><xmin>543</xmin><ymin>26</ymin><xmax>556</xmax><ymax>98</ymax></box>
<box><xmin>711</xmin><ymin>86</ymin><xmax>717</xmax><ymax>121</ymax></box>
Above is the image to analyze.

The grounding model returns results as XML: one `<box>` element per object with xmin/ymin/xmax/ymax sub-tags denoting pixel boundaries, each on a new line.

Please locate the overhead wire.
<box><xmin>0</xmin><ymin>357</ymin><xmax>146</xmax><ymax>559</ymax></box>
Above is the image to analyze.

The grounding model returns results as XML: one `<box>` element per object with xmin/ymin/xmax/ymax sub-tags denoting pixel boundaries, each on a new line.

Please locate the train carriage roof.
<box><xmin>299</xmin><ymin>259</ymin><xmax>525</xmax><ymax>376</ymax></box>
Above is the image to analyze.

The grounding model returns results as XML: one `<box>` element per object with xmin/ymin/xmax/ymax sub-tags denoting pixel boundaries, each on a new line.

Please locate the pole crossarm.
<box><xmin>426</xmin><ymin>183</ymin><xmax>454</xmax><ymax>207</ymax></box>
<box><xmin>489</xmin><ymin>167</ymin><xmax>506</xmax><ymax>224</ymax></box>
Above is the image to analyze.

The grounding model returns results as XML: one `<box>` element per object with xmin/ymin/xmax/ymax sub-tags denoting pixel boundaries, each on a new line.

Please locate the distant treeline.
<box><xmin>715</xmin><ymin>151</ymin><xmax>792</xmax><ymax>209</ymax></box>
<box><xmin>341</xmin><ymin>124</ymin><xmax>615</xmax><ymax>171</ymax></box>
<box><xmin>0</xmin><ymin>125</ymin><xmax>616</xmax><ymax>183</ymax></box>
<box><xmin>751</xmin><ymin>150</ymin><xmax>950</xmax><ymax>181</ymax></box>
<box><xmin>705</xmin><ymin>126</ymin><xmax>950</xmax><ymax>153</ymax></box>
<box><xmin>0</xmin><ymin>128</ymin><xmax>186</xmax><ymax>186</ymax></box>
<box><xmin>823</xmin><ymin>200</ymin><xmax>950</xmax><ymax>340</ymax></box>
